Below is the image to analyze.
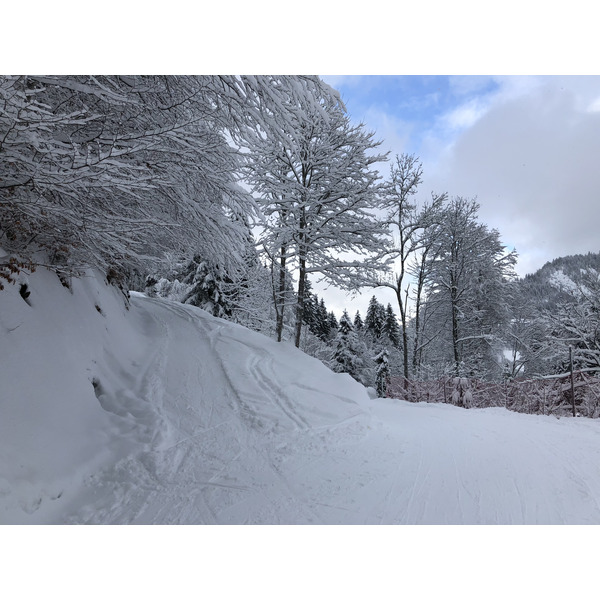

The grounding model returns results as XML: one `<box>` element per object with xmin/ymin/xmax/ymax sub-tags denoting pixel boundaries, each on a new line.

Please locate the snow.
<box><xmin>549</xmin><ymin>267</ymin><xmax>580</xmax><ymax>296</ymax></box>
<box><xmin>4</xmin><ymin>268</ymin><xmax>600</xmax><ymax>524</ymax></box>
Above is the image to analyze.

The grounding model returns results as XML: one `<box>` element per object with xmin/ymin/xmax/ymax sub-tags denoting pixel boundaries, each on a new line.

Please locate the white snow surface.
<box><xmin>3</xmin><ymin>269</ymin><xmax>600</xmax><ymax>524</ymax></box>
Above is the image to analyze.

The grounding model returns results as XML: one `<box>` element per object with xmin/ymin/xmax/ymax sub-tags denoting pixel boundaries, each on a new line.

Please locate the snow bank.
<box><xmin>0</xmin><ymin>268</ymin><xmax>155</xmax><ymax>521</ymax></box>
<box><xmin>0</xmin><ymin>268</ymin><xmax>369</xmax><ymax>524</ymax></box>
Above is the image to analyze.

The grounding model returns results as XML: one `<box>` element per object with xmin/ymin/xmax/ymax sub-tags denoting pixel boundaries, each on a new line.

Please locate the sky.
<box><xmin>316</xmin><ymin>75</ymin><xmax>600</xmax><ymax>318</ymax></box>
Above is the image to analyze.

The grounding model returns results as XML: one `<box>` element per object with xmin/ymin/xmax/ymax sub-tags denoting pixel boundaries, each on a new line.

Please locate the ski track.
<box><xmin>56</xmin><ymin>295</ymin><xmax>600</xmax><ymax>525</ymax></box>
<box><xmin>66</xmin><ymin>296</ymin><xmax>331</xmax><ymax>524</ymax></box>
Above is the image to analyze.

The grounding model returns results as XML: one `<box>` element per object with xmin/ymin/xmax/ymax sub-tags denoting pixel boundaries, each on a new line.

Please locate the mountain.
<box><xmin>519</xmin><ymin>251</ymin><xmax>600</xmax><ymax>309</ymax></box>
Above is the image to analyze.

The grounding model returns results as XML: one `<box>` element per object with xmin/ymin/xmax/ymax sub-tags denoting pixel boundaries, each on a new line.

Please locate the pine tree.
<box><xmin>332</xmin><ymin>310</ymin><xmax>364</xmax><ymax>382</ymax></box>
<box><xmin>383</xmin><ymin>303</ymin><xmax>401</xmax><ymax>348</ymax></box>
<box><xmin>354</xmin><ymin>310</ymin><xmax>364</xmax><ymax>331</ymax></box>
<box><xmin>328</xmin><ymin>312</ymin><xmax>339</xmax><ymax>336</ymax></box>
<box><xmin>374</xmin><ymin>348</ymin><xmax>390</xmax><ymax>397</ymax></box>
<box><xmin>338</xmin><ymin>310</ymin><xmax>353</xmax><ymax>335</ymax></box>
<box><xmin>181</xmin><ymin>257</ymin><xmax>232</xmax><ymax>318</ymax></box>
<box><xmin>365</xmin><ymin>296</ymin><xmax>386</xmax><ymax>339</ymax></box>
<box><xmin>302</xmin><ymin>279</ymin><xmax>321</xmax><ymax>337</ymax></box>
<box><xmin>316</xmin><ymin>298</ymin><xmax>331</xmax><ymax>340</ymax></box>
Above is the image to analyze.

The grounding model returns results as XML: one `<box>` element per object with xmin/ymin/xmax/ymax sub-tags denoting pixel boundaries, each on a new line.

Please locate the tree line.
<box><xmin>2</xmin><ymin>75</ymin><xmax>598</xmax><ymax>391</ymax></box>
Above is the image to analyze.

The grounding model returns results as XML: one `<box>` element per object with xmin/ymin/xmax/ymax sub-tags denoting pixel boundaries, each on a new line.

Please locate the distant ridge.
<box><xmin>519</xmin><ymin>251</ymin><xmax>600</xmax><ymax>309</ymax></box>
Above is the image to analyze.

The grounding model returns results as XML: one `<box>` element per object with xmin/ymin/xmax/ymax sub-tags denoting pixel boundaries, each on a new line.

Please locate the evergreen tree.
<box><xmin>316</xmin><ymin>298</ymin><xmax>331</xmax><ymax>340</ymax></box>
<box><xmin>328</xmin><ymin>311</ymin><xmax>339</xmax><ymax>336</ymax></box>
<box><xmin>181</xmin><ymin>257</ymin><xmax>232</xmax><ymax>318</ymax></box>
<box><xmin>302</xmin><ymin>279</ymin><xmax>321</xmax><ymax>337</ymax></box>
<box><xmin>383</xmin><ymin>303</ymin><xmax>401</xmax><ymax>348</ymax></box>
<box><xmin>354</xmin><ymin>310</ymin><xmax>364</xmax><ymax>331</ymax></box>
<box><xmin>374</xmin><ymin>348</ymin><xmax>390</xmax><ymax>397</ymax></box>
<box><xmin>338</xmin><ymin>310</ymin><xmax>353</xmax><ymax>335</ymax></box>
<box><xmin>365</xmin><ymin>296</ymin><xmax>386</xmax><ymax>339</ymax></box>
<box><xmin>315</xmin><ymin>299</ymin><xmax>326</xmax><ymax>339</ymax></box>
<box><xmin>332</xmin><ymin>310</ymin><xmax>364</xmax><ymax>382</ymax></box>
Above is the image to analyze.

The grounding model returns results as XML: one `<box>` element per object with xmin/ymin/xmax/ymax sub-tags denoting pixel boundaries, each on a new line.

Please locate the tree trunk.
<box><xmin>294</xmin><ymin>208</ymin><xmax>308</xmax><ymax>349</ymax></box>
<box><xmin>275</xmin><ymin>243</ymin><xmax>287</xmax><ymax>342</ymax></box>
<box><xmin>396</xmin><ymin>287</ymin><xmax>410</xmax><ymax>382</ymax></box>
<box><xmin>412</xmin><ymin>272</ymin><xmax>425</xmax><ymax>377</ymax></box>
<box><xmin>294</xmin><ymin>256</ymin><xmax>307</xmax><ymax>348</ymax></box>
<box><xmin>570</xmin><ymin>345</ymin><xmax>576</xmax><ymax>417</ymax></box>
<box><xmin>451</xmin><ymin>288</ymin><xmax>461</xmax><ymax>375</ymax></box>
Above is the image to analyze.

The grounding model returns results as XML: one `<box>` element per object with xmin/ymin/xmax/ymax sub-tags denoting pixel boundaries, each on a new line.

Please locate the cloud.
<box><xmin>587</xmin><ymin>96</ymin><xmax>600</xmax><ymax>113</ymax></box>
<box><xmin>425</xmin><ymin>78</ymin><xmax>600</xmax><ymax>276</ymax></box>
<box><xmin>443</xmin><ymin>97</ymin><xmax>490</xmax><ymax>130</ymax></box>
<box><xmin>361</xmin><ymin>107</ymin><xmax>413</xmax><ymax>160</ymax></box>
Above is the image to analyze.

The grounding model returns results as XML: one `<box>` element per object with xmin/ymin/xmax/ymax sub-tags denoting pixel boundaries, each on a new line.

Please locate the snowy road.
<box><xmin>69</xmin><ymin>296</ymin><xmax>600</xmax><ymax>525</ymax></box>
<box><xmin>4</xmin><ymin>274</ymin><xmax>600</xmax><ymax>525</ymax></box>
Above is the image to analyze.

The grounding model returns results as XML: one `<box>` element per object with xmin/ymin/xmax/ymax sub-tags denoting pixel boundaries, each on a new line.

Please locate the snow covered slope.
<box><xmin>3</xmin><ymin>268</ymin><xmax>600</xmax><ymax>524</ymax></box>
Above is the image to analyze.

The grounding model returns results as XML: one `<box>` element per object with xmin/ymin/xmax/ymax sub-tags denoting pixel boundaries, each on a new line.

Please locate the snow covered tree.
<box><xmin>408</xmin><ymin>219</ymin><xmax>447</xmax><ymax>378</ymax></box>
<box><xmin>181</xmin><ymin>257</ymin><xmax>232</xmax><ymax>319</ymax></box>
<box><xmin>503</xmin><ymin>253</ymin><xmax>600</xmax><ymax>378</ymax></box>
<box><xmin>312</xmin><ymin>298</ymin><xmax>331</xmax><ymax>340</ymax></box>
<box><xmin>246</xmin><ymin>86</ymin><xmax>388</xmax><ymax>347</ymax></box>
<box><xmin>225</xmin><ymin>258</ymin><xmax>276</xmax><ymax>334</ymax></box>
<box><xmin>328</xmin><ymin>312</ymin><xmax>339</xmax><ymax>336</ymax></box>
<box><xmin>365</xmin><ymin>296</ymin><xmax>386</xmax><ymax>340</ymax></box>
<box><xmin>535</xmin><ymin>269</ymin><xmax>600</xmax><ymax>375</ymax></box>
<box><xmin>1</xmin><ymin>75</ymin><xmax>346</xmax><ymax>289</ymax></box>
<box><xmin>420</xmin><ymin>198</ymin><xmax>517</xmax><ymax>378</ymax></box>
<box><xmin>490</xmin><ymin>279</ymin><xmax>537</xmax><ymax>379</ymax></box>
<box><xmin>331</xmin><ymin>310</ymin><xmax>364</xmax><ymax>383</ymax></box>
<box><xmin>383</xmin><ymin>303</ymin><xmax>401</xmax><ymax>348</ymax></box>
<box><xmin>242</xmin><ymin>77</ymin><xmax>341</xmax><ymax>343</ymax></box>
<box><xmin>218</xmin><ymin>216</ymin><xmax>271</xmax><ymax>331</ymax></box>
<box><xmin>374</xmin><ymin>348</ymin><xmax>390</xmax><ymax>397</ymax></box>
<box><xmin>302</xmin><ymin>279</ymin><xmax>323</xmax><ymax>338</ymax></box>
<box><xmin>361</xmin><ymin>296</ymin><xmax>402</xmax><ymax>383</ymax></box>
<box><xmin>0</xmin><ymin>76</ymin><xmax>264</xmax><ymax>279</ymax></box>
<box><xmin>354</xmin><ymin>310</ymin><xmax>364</xmax><ymax>331</ymax></box>
<box><xmin>366</xmin><ymin>154</ymin><xmax>447</xmax><ymax>379</ymax></box>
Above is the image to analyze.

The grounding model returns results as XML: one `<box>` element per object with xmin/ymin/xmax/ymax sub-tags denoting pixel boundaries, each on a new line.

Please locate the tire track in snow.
<box><xmin>130</xmin><ymin>297</ymin><xmax>320</xmax><ymax>524</ymax></box>
<box><xmin>68</xmin><ymin>297</ymin><xmax>251</xmax><ymax>523</ymax></box>
<box><xmin>207</xmin><ymin>324</ymin><xmax>314</xmax><ymax>432</ymax></box>
<box><xmin>246</xmin><ymin>351</ymin><xmax>309</xmax><ymax>429</ymax></box>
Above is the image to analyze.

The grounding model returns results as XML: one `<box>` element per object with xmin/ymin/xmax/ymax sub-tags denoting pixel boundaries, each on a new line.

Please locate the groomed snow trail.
<box><xmin>69</xmin><ymin>296</ymin><xmax>600</xmax><ymax>525</ymax></box>
<box><xmin>4</xmin><ymin>274</ymin><xmax>600</xmax><ymax>525</ymax></box>
<box><xmin>66</xmin><ymin>295</ymin><xmax>371</xmax><ymax>525</ymax></box>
